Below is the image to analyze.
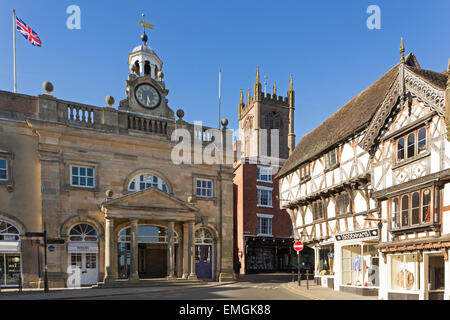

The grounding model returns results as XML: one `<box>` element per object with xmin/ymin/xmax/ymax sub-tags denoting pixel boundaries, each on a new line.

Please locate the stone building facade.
<box><xmin>0</xmin><ymin>33</ymin><xmax>234</xmax><ymax>288</ymax></box>
<box><xmin>233</xmin><ymin>70</ymin><xmax>296</xmax><ymax>274</ymax></box>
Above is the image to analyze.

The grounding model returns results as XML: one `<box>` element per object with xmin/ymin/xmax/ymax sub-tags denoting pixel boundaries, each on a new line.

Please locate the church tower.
<box><xmin>238</xmin><ymin>67</ymin><xmax>295</xmax><ymax>160</ymax></box>
<box><xmin>119</xmin><ymin>18</ymin><xmax>174</xmax><ymax>120</ymax></box>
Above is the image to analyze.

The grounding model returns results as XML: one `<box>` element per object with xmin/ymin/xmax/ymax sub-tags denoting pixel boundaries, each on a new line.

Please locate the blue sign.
<box><xmin>48</xmin><ymin>245</ymin><xmax>55</xmax><ymax>252</ymax></box>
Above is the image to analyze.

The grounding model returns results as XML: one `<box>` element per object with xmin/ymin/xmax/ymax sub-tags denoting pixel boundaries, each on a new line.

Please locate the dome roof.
<box><xmin>132</xmin><ymin>44</ymin><xmax>155</xmax><ymax>54</ymax></box>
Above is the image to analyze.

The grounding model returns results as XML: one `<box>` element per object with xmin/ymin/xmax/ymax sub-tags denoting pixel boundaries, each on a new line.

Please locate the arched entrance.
<box><xmin>67</xmin><ymin>223</ymin><xmax>99</xmax><ymax>286</ymax></box>
<box><xmin>195</xmin><ymin>228</ymin><xmax>214</xmax><ymax>279</ymax></box>
<box><xmin>117</xmin><ymin>225</ymin><xmax>179</xmax><ymax>279</ymax></box>
<box><xmin>0</xmin><ymin>220</ymin><xmax>21</xmax><ymax>287</ymax></box>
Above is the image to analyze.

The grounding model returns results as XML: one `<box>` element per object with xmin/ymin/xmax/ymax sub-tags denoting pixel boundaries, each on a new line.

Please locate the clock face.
<box><xmin>134</xmin><ymin>83</ymin><xmax>161</xmax><ymax>109</ymax></box>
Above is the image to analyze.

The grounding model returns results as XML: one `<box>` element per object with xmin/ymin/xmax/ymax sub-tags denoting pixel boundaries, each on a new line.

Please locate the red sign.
<box><xmin>238</xmin><ymin>250</ymin><xmax>242</xmax><ymax>258</ymax></box>
<box><xmin>293</xmin><ymin>241</ymin><xmax>303</xmax><ymax>252</ymax></box>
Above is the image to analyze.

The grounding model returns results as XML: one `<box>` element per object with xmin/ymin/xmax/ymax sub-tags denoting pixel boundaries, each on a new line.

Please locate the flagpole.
<box><xmin>13</xmin><ymin>9</ymin><xmax>17</xmax><ymax>93</ymax></box>
<box><xmin>218</xmin><ymin>69</ymin><xmax>221</xmax><ymax>129</ymax></box>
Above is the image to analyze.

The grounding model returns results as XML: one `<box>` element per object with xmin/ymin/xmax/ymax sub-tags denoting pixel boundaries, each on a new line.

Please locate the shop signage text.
<box><xmin>335</xmin><ymin>229</ymin><xmax>378</xmax><ymax>241</ymax></box>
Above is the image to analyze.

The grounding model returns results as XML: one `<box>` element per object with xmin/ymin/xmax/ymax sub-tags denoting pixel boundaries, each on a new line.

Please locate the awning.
<box><xmin>67</xmin><ymin>241</ymin><xmax>98</xmax><ymax>253</ymax></box>
<box><xmin>0</xmin><ymin>241</ymin><xmax>20</xmax><ymax>253</ymax></box>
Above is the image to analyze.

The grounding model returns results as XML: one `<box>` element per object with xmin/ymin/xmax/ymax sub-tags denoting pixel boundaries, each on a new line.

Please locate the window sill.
<box><xmin>66</xmin><ymin>185</ymin><xmax>98</xmax><ymax>192</ymax></box>
<box><xmin>390</xmin><ymin>222</ymin><xmax>439</xmax><ymax>234</ymax></box>
<box><xmin>0</xmin><ymin>180</ymin><xmax>14</xmax><ymax>192</ymax></box>
<box><xmin>257</xmin><ymin>205</ymin><xmax>273</xmax><ymax>208</ymax></box>
<box><xmin>257</xmin><ymin>179</ymin><xmax>273</xmax><ymax>184</ymax></box>
<box><xmin>195</xmin><ymin>196</ymin><xmax>216</xmax><ymax>201</ymax></box>
<box><xmin>392</xmin><ymin>152</ymin><xmax>430</xmax><ymax>170</ymax></box>
<box><xmin>324</xmin><ymin>163</ymin><xmax>340</xmax><ymax>173</ymax></box>
<box><xmin>257</xmin><ymin>234</ymin><xmax>273</xmax><ymax>237</ymax></box>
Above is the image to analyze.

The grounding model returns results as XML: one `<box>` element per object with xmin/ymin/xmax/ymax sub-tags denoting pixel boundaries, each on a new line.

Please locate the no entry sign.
<box><xmin>293</xmin><ymin>241</ymin><xmax>304</xmax><ymax>252</ymax></box>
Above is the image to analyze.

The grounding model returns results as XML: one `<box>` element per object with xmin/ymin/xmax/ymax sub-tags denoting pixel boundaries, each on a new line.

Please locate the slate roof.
<box><xmin>276</xmin><ymin>54</ymin><xmax>448</xmax><ymax>179</ymax></box>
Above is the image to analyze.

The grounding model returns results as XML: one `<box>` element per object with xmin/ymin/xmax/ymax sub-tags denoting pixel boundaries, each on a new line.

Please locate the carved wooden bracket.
<box><xmin>417</xmin><ymin>250</ymin><xmax>423</xmax><ymax>262</ymax></box>
<box><xmin>442</xmin><ymin>248</ymin><xmax>448</xmax><ymax>262</ymax></box>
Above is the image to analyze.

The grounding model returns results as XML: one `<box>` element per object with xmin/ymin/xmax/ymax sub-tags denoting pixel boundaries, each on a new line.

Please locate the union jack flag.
<box><xmin>15</xmin><ymin>13</ymin><xmax>42</xmax><ymax>47</ymax></box>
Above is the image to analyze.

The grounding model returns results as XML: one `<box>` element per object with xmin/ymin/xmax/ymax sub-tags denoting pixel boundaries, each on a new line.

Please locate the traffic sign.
<box><xmin>293</xmin><ymin>241</ymin><xmax>304</xmax><ymax>252</ymax></box>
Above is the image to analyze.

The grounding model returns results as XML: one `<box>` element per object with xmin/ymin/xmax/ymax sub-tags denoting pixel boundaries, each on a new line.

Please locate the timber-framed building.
<box><xmin>277</xmin><ymin>43</ymin><xmax>450</xmax><ymax>300</ymax></box>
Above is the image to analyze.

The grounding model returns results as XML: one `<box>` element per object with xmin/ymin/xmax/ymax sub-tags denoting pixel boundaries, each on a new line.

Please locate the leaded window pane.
<box><xmin>397</xmin><ymin>138</ymin><xmax>405</xmax><ymax>161</ymax></box>
<box><xmin>422</xmin><ymin>189</ymin><xmax>431</xmax><ymax>223</ymax></box>
<box><xmin>411</xmin><ymin>192</ymin><xmax>420</xmax><ymax>225</ymax></box>
<box><xmin>407</xmin><ymin>133</ymin><xmax>415</xmax><ymax>158</ymax></box>
<box><xmin>418</xmin><ymin>128</ymin><xmax>426</xmax><ymax>154</ymax></box>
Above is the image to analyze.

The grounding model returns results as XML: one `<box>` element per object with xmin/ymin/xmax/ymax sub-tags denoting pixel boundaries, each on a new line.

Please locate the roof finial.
<box><xmin>247</xmin><ymin>89</ymin><xmax>251</xmax><ymax>104</ymax></box>
<box><xmin>273</xmin><ymin>81</ymin><xmax>277</xmax><ymax>95</ymax></box>
<box><xmin>256</xmin><ymin>66</ymin><xmax>260</xmax><ymax>85</ymax></box>
<box><xmin>240</xmin><ymin>88</ymin><xmax>243</xmax><ymax>105</ymax></box>
<box><xmin>289</xmin><ymin>73</ymin><xmax>293</xmax><ymax>92</ymax></box>
<box><xmin>400</xmin><ymin>37</ymin><xmax>405</xmax><ymax>62</ymax></box>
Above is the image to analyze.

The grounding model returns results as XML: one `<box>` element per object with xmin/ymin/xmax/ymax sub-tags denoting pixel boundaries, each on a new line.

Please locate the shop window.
<box><xmin>391</xmin><ymin>187</ymin><xmax>435</xmax><ymax>231</ymax></box>
<box><xmin>342</xmin><ymin>244</ymin><xmax>378</xmax><ymax>287</ymax></box>
<box><xmin>70</xmin><ymin>165</ymin><xmax>95</xmax><ymax>188</ymax></box>
<box><xmin>390</xmin><ymin>253</ymin><xmax>419</xmax><ymax>291</ymax></box>
<box><xmin>128</xmin><ymin>173</ymin><xmax>168</xmax><ymax>193</ymax></box>
<box><xmin>395</xmin><ymin>126</ymin><xmax>428</xmax><ymax>163</ymax></box>
<box><xmin>318</xmin><ymin>245</ymin><xmax>334</xmax><ymax>275</ymax></box>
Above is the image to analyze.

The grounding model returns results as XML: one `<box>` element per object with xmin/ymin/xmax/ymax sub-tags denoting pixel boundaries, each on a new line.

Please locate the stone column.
<box><xmin>129</xmin><ymin>218</ymin><xmax>139</xmax><ymax>281</ymax></box>
<box><xmin>103</xmin><ymin>217</ymin><xmax>115</xmax><ymax>284</ymax></box>
<box><xmin>167</xmin><ymin>221</ymin><xmax>176</xmax><ymax>279</ymax></box>
<box><xmin>182</xmin><ymin>222</ymin><xmax>189</xmax><ymax>278</ymax></box>
<box><xmin>188</xmin><ymin>221</ymin><xmax>197</xmax><ymax>280</ymax></box>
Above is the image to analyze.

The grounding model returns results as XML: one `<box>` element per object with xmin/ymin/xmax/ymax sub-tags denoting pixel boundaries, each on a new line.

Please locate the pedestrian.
<box><xmin>235</xmin><ymin>260</ymin><xmax>241</xmax><ymax>279</ymax></box>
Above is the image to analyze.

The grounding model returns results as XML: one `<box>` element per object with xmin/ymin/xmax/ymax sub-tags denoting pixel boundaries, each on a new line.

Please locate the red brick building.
<box><xmin>233</xmin><ymin>69</ymin><xmax>296</xmax><ymax>274</ymax></box>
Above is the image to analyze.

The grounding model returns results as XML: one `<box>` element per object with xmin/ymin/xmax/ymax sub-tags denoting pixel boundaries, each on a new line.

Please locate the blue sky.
<box><xmin>0</xmin><ymin>0</ymin><xmax>449</xmax><ymax>141</ymax></box>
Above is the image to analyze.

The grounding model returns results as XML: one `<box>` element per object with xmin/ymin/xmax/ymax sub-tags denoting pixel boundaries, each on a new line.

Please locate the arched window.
<box><xmin>69</xmin><ymin>224</ymin><xmax>98</xmax><ymax>242</ymax></box>
<box><xmin>397</xmin><ymin>138</ymin><xmax>405</xmax><ymax>161</ymax></box>
<box><xmin>195</xmin><ymin>228</ymin><xmax>214</xmax><ymax>244</ymax></box>
<box><xmin>128</xmin><ymin>173</ymin><xmax>168</xmax><ymax>193</ymax></box>
<box><xmin>118</xmin><ymin>225</ymin><xmax>178</xmax><ymax>243</ymax></box>
<box><xmin>392</xmin><ymin>198</ymin><xmax>400</xmax><ymax>229</ymax></box>
<box><xmin>0</xmin><ymin>221</ymin><xmax>20</xmax><ymax>241</ymax></box>
<box><xmin>401</xmin><ymin>195</ymin><xmax>409</xmax><ymax>226</ymax></box>
<box><xmin>417</xmin><ymin>128</ymin><xmax>427</xmax><ymax>154</ymax></box>
<box><xmin>422</xmin><ymin>189</ymin><xmax>431</xmax><ymax>223</ymax></box>
<box><xmin>411</xmin><ymin>192</ymin><xmax>420</xmax><ymax>225</ymax></box>
<box><xmin>407</xmin><ymin>133</ymin><xmax>415</xmax><ymax>158</ymax></box>
<box><xmin>264</xmin><ymin>112</ymin><xmax>281</xmax><ymax>129</ymax></box>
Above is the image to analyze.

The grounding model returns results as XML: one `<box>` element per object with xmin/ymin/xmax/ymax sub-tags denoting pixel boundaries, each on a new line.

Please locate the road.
<box><xmin>75</xmin><ymin>273</ymin><xmax>306</xmax><ymax>300</ymax></box>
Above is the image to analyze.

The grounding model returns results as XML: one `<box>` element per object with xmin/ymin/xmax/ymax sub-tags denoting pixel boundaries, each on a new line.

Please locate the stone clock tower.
<box><xmin>119</xmin><ymin>31</ymin><xmax>175</xmax><ymax>120</ymax></box>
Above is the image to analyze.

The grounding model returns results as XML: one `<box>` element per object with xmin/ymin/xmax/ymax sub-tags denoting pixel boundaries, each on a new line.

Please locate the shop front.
<box><xmin>334</xmin><ymin>228</ymin><xmax>379</xmax><ymax>296</ymax></box>
<box><xmin>378</xmin><ymin>240</ymin><xmax>449</xmax><ymax>300</ymax></box>
<box><xmin>314</xmin><ymin>242</ymin><xmax>335</xmax><ymax>289</ymax></box>
<box><xmin>0</xmin><ymin>221</ymin><xmax>22</xmax><ymax>288</ymax></box>
<box><xmin>244</xmin><ymin>237</ymin><xmax>294</xmax><ymax>273</ymax></box>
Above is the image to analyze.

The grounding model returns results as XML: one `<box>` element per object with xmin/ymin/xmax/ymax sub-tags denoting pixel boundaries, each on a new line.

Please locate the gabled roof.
<box><xmin>276</xmin><ymin>53</ymin><xmax>448</xmax><ymax>179</ymax></box>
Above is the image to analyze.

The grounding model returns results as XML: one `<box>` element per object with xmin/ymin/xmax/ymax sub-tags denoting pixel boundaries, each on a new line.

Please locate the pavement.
<box><xmin>282</xmin><ymin>280</ymin><xmax>378</xmax><ymax>300</ymax></box>
<box><xmin>0</xmin><ymin>273</ymin><xmax>379</xmax><ymax>300</ymax></box>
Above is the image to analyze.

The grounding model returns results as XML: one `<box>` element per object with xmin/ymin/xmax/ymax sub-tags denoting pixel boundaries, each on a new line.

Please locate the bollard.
<box><xmin>297</xmin><ymin>269</ymin><xmax>301</xmax><ymax>287</ymax></box>
<box><xmin>292</xmin><ymin>270</ymin><xmax>295</xmax><ymax>282</ymax></box>
<box><xmin>306</xmin><ymin>269</ymin><xmax>309</xmax><ymax>290</ymax></box>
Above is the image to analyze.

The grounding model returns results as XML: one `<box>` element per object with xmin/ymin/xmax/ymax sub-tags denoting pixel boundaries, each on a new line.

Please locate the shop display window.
<box><xmin>390</xmin><ymin>253</ymin><xmax>419</xmax><ymax>291</ymax></box>
<box><xmin>342</xmin><ymin>243</ymin><xmax>378</xmax><ymax>287</ymax></box>
<box><xmin>317</xmin><ymin>245</ymin><xmax>334</xmax><ymax>275</ymax></box>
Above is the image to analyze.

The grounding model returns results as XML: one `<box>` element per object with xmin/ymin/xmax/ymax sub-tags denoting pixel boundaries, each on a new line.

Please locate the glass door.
<box><xmin>0</xmin><ymin>255</ymin><xmax>4</xmax><ymax>286</ymax></box>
